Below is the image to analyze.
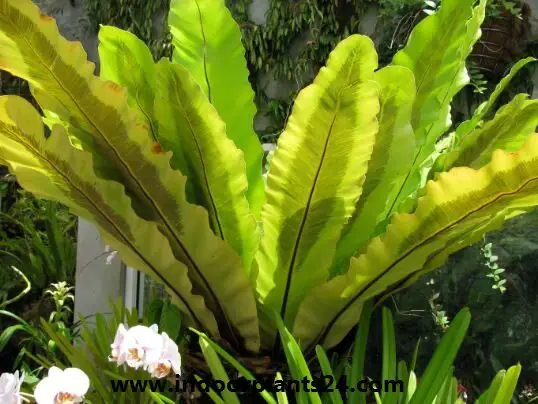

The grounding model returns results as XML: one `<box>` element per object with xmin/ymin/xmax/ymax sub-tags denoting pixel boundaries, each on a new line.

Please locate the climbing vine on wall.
<box><xmin>84</xmin><ymin>0</ymin><xmax>250</xmax><ymax>61</ymax></box>
<box><xmin>85</xmin><ymin>0</ymin><xmax>173</xmax><ymax>59</ymax></box>
<box><xmin>238</xmin><ymin>0</ymin><xmax>377</xmax><ymax>140</ymax></box>
<box><xmin>243</xmin><ymin>0</ymin><xmax>373</xmax><ymax>81</ymax></box>
<box><xmin>82</xmin><ymin>0</ymin><xmax>408</xmax><ymax>139</ymax></box>
<box><xmin>226</xmin><ymin>0</ymin><xmax>251</xmax><ymax>23</ymax></box>
<box><xmin>83</xmin><ymin>0</ymin><xmax>535</xmax><ymax>141</ymax></box>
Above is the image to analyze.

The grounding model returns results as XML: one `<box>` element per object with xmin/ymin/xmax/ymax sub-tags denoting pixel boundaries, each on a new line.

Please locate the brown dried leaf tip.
<box><xmin>151</xmin><ymin>142</ymin><xmax>166</xmax><ymax>155</ymax></box>
<box><xmin>38</xmin><ymin>11</ymin><xmax>53</xmax><ymax>22</ymax></box>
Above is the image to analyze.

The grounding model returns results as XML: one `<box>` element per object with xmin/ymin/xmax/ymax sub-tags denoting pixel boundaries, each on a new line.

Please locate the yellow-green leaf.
<box><xmin>155</xmin><ymin>59</ymin><xmax>259</xmax><ymax>271</ymax></box>
<box><xmin>98</xmin><ymin>25</ymin><xmax>158</xmax><ymax>141</ymax></box>
<box><xmin>491</xmin><ymin>364</ymin><xmax>521</xmax><ymax>404</ymax></box>
<box><xmin>255</xmin><ymin>35</ymin><xmax>380</xmax><ymax>332</ymax></box>
<box><xmin>331</xmin><ymin>66</ymin><xmax>416</xmax><ymax>275</ymax></box>
<box><xmin>169</xmin><ymin>0</ymin><xmax>264</xmax><ymax>216</ymax></box>
<box><xmin>0</xmin><ymin>0</ymin><xmax>260</xmax><ymax>351</ymax></box>
<box><xmin>390</xmin><ymin>0</ymin><xmax>487</xmax><ymax>210</ymax></box>
<box><xmin>393</xmin><ymin>0</ymin><xmax>485</xmax><ymax>147</ymax></box>
<box><xmin>294</xmin><ymin>135</ymin><xmax>538</xmax><ymax>349</ymax></box>
<box><xmin>478</xmin><ymin>364</ymin><xmax>522</xmax><ymax>404</ymax></box>
<box><xmin>434</xmin><ymin>95</ymin><xmax>538</xmax><ymax>172</ymax></box>
<box><xmin>0</xmin><ymin>95</ymin><xmax>218</xmax><ymax>336</ymax></box>
<box><xmin>453</xmin><ymin>57</ymin><xmax>536</xmax><ymax>141</ymax></box>
<box><xmin>99</xmin><ymin>27</ymin><xmax>260</xmax><ymax>269</ymax></box>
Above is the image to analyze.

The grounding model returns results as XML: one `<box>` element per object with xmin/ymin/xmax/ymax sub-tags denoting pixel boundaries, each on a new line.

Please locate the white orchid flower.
<box><xmin>110</xmin><ymin>324</ymin><xmax>163</xmax><ymax>370</ymax></box>
<box><xmin>110</xmin><ymin>324</ymin><xmax>182</xmax><ymax>378</ymax></box>
<box><xmin>34</xmin><ymin>367</ymin><xmax>89</xmax><ymax>404</ymax></box>
<box><xmin>0</xmin><ymin>370</ymin><xmax>26</xmax><ymax>404</ymax></box>
<box><xmin>147</xmin><ymin>332</ymin><xmax>182</xmax><ymax>379</ymax></box>
<box><xmin>109</xmin><ymin>323</ymin><xmax>128</xmax><ymax>364</ymax></box>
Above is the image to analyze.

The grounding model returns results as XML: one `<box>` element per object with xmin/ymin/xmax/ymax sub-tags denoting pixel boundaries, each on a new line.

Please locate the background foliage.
<box><xmin>82</xmin><ymin>0</ymin><xmax>537</xmax><ymax>141</ymax></box>
<box><xmin>393</xmin><ymin>211</ymin><xmax>538</xmax><ymax>402</ymax></box>
<box><xmin>85</xmin><ymin>0</ymin><xmax>173</xmax><ymax>59</ymax></box>
<box><xmin>0</xmin><ymin>189</ymin><xmax>77</xmax><ymax>372</ymax></box>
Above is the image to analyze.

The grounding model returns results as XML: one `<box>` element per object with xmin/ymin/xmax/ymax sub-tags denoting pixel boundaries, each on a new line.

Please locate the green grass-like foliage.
<box><xmin>0</xmin><ymin>0</ymin><xmax>536</xmax><ymax>386</ymax></box>
<box><xmin>38</xmin><ymin>299</ymin><xmax>182</xmax><ymax>403</ymax></box>
<box><xmin>39</xmin><ymin>300</ymin><xmax>522</xmax><ymax>403</ymax></box>
<box><xmin>0</xmin><ymin>195</ymin><xmax>76</xmax><ymax>291</ymax></box>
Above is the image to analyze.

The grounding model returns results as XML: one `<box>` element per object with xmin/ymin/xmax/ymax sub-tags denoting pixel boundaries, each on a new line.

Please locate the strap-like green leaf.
<box><xmin>381</xmin><ymin>307</ymin><xmax>398</xmax><ymax>404</ymax></box>
<box><xmin>155</xmin><ymin>59</ymin><xmax>259</xmax><ymax>270</ymax></box>
<box><xmin>491</xmin><ymin>364</ymin><xmax>521</xmax><ymax>404</ymax></box>
<box><xmin>0</xmin><ymin>95</ymin><xmax>218</xmax><ymax>336</ymax></box>
<box><xmin>274</xmin><ymin>312</ymin><xmax>322</xmax><ymax>404</ymax></box>
<box><xmin>194</xmin><ymin>374</ymin><xmax>225</xmax><ymax>404</ymax></box>
<box><xmin>169</xmin><ymin>0</ymin><xmax>264</xmax><ymax>216</ymax></box>
<box><xmin>275</xmin><ymin>373</ymin><xmax>290</xmax><ymax>404</ymax></box>
<box><xmin>478</xmin><ymin>372</ymin><xmax>504</xmax><ymax>404</ymax></box>
<box><xmin>255</xmin><ymin>35</ymin><xmax>380</xmax><ymax>331</ymax></box>
<box><xmin>407</xmin><ymin>371</ymin><xmax>417</xmax><ymax>403</ymax></box>
<box><xmin>99</xmin><ymin>27</ymin><xmax>260</xmax><ymax>269</ymax></box>
<box><xmin>190</xmin><ymin>328</ymin><xmax>278</xmax><ymax>404</ymax></box>
<box><xmin>348</xmin><ymin>300</ymin><xmax>373</xmax><ymax>404</ymax></box>
<box><xmin>0</xmin><ymin>0</ymin><xmax>260</xmax><ymax>351</ymax></box>
<box><xmin>396</xmin><ymin>361</ymin><xmax>408</xmax><ymax>404</ymax></box>
<box><xmin>315</xmin><ymin>345</ymin><xmax>343</xmax><ymax>404</ymax></box>
<box><xmin>390</xmin><ymin>0</ymin><xmax>487</xmax><ymax>210</ymax></box>
<box><xmin>433</xmin><ymin>372</ymin><xmax>454</xmax><ymax>404</ymax></box>
<box><xmin>199</xmin><ymin>338</ymin><xmax>240</xmax><ymax>404</ymax></box>
<box><xmin>331</xmin><ymin>66</ymin><xmax>416</xmax><ymax>274</ymax></box>
<box><xmin>294</xmin><ymin>135</ymin><xmax>538</xmax><ymax>349</ymax></box>
<box><xmin>408</xmin><ymin>309</ymin><xmax>470</xmax><ymax>404</ymax></box>
<box><xmin>98</xmin><ymin>25</ymin><xmax>158</xmax><ymax>141</ymax></box>
<box><xmin>477</xmin><ymin>365</ymin><xmax>521</xmax><ymax>404</ymax></box>
<box><xmin>434</xmin><ymin>95</ymin><xmax>538</xmax><ymax>172</ymax></box>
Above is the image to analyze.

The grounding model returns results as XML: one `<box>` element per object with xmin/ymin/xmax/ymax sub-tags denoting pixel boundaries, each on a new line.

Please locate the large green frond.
<box><xmin>168</xmin><ymin>0</ymin><xmax>264</xmax><ymax>216</ymax></box>
<box><xmin>98</xmin><ymin>25</ymin><xmax>159</xmax><ymax>141</ymax></box>
<box><xmin>0</xmin><ymin>0</ymin><xmax>259</xmax><ymax>351</ymax></box>
<box><xmin>434</xmin><ymin>95</ymin><xmax>538</xmax><ymax>172</ymax></box>
<box><xmin>452</xmin><ymin>57</ymin><xmax>536</xmax><ymax>141</ymax></box>
<box><xmin>155</xmin><ymin>59</ymin><xmax>259</xmax><ymax>271</ymax></box>
<box><xmin>0</xmin><ymin>95</ymin><xmax>219</xmax><ymax>336</ymax></box>
<box><xmin>331</xmin><ymin>66</ymin><xmax>416</xmax><ymax>275</ymax></box>
<box><xmin>390</xmin><ymin>0</ymin><xmax>487</xmax><ymax>210</ymax></box>
<box><xmin>294</xmin><ymin>135</ymin><xmax>538</xmax><ymax>349</ymax></box>
<box><xmin>255</xmin><ymin>35</ymin><xmax>380</xmax><ymax>332</ymax></box>
<box><xmin>99</xmin><ymin>25</ymin><xmax>260</xmax><ymax>271</ymax></box>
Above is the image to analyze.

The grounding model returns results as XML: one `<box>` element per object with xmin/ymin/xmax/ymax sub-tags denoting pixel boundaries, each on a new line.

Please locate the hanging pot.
<box><xmin>470</xmin><ymin>2</ymin><xmax>531</xmax><ymax>79</ymax></box>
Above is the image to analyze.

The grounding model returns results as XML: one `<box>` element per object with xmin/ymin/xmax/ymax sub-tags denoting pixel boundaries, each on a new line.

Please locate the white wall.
<box><xmin>73</xmin><ymin>220</ymin><xmax>124</xmax><ymax>319</ymax></box>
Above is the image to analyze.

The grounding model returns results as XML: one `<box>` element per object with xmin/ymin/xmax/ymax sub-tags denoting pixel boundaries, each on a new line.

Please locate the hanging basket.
<box><xmin>470</xmin><ymin>2</ymin><xmax>531</xmax><ymax>79</ymax></box>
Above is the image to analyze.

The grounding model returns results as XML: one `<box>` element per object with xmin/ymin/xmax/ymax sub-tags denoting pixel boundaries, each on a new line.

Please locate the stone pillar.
<box><xmin>34</xmin><ymin>0</ymin><xmax>99</xmax><ymax>65</ymax></box>
<box><xmin>73</xmin><ymin>219</ymin><xmax>124</xmax><ymax>320</ymax></box>
<box><xmin>248</xmin><ymin>0</ymin><xmax>270</xmax><ymax>25</ymax></box>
